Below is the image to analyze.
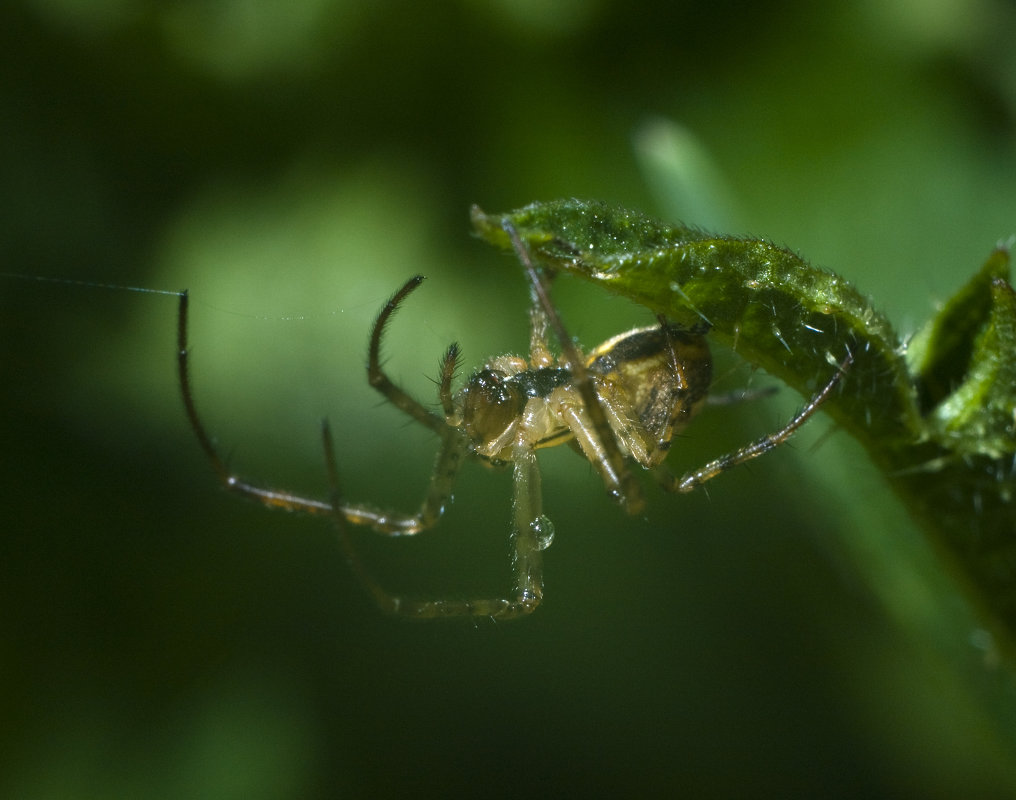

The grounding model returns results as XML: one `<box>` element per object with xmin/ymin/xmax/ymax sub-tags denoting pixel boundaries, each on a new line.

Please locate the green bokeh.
<box><xmin>4</xmin><ymin>1</ymin><xmax>1016</xmax><ymax>796</ymax></box>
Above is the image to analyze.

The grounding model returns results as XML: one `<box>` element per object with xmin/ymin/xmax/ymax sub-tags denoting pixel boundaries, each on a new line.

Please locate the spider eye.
<box><xmin>462</xmin><ymin>369</ymin><xmax>523</xmax><ymax>444</ymax></box>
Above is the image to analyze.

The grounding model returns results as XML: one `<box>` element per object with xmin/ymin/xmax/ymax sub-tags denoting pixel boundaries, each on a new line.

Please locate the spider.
<box><xmin>177</xmin><ymin>221</ymin><xmax>851</xmax><ymax>620</ymax></box>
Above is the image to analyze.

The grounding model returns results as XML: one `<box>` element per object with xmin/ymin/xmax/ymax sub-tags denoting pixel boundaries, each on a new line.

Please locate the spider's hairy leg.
<box><xmin>323</xmin><ymin>424</ymin><xmax>545</xmax><ymax>620</ymax></box>
<box><xmin>548</xmin><ymin>382</ymin><xmax>652</xmax><ymax>488</ymax></box>
<box><xmin>178</xmin><ymin>291</ymin><xmax>331</xmax><ymax>514</ymax></box>
<box><xmin>706</xmin><ymin>384</ymin><xmax>779</xmax><ymax>407</ymax></box>
<box><xmin>503</xmin><ymin>444</ymin><xmax>546</xmax><ymax>615</ymax></box>
<box><xmin>528</xmin><ymin>298</ymin><xmax>554</xmax><ymax>368</ymax></box>
<box><xmin>368</xmin><ymin>275</ymin><xmax>446</xmax><ymax>435</ymax></box>
<box><xmin>340</xmin><ymin>425</ymin><xmax>469</xmax><ymax>536</ymax></box>
<box><xmin>666</xmin><ymin>352</ymin><xmax>854</xmax><ymax>493</ymax></box>
<box><xmin>503</xmin><ymin>221</ymin><xmax>644</xmax><ymax>514</ymax></box>
<box><xmin>396</xmin><ymin>444</ymin><xmax>546</xmax><ymax>620</ymax></box>
<box><xmin>322</xmin><ymin>418</ymin><xmax>402</xmax><ymax>614</ymax></box>
<box><xmin>438</xmin><ymin>342</ymin><xmax>460</xmax><ymax>421</ymax></box>
<box><xmin>583</xmin><ymin>379</ymin><xmax>658</xmax><ymax>466</ymax></box>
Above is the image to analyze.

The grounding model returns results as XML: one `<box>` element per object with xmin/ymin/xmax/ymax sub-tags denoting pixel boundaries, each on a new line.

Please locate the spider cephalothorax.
<box><xmin>177</xmin><ymin>220</ymin><xmax>848</xmax><ymax>620</ymax></box>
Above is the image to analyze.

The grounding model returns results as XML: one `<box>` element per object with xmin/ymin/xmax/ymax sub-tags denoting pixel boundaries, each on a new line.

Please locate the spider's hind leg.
<box><xmin>663</xmin><ymin>352</ymin><xmax>853</xmax><ymax>493</ymax></box>
<box><xmin>321</xmin><ymin>421</ymin><xmax>545</xmax><ymax>620</ymax></box>
<box><xmin>321</xmin><ymin>418</ymin><xmax>402</xmax><ymax>615</ymax></box>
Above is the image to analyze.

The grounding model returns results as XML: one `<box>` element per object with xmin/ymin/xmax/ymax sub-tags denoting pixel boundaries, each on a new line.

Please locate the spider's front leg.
<box><xmin>178</xmin><ymin>290</ymin><xmax>333</xmax><ymax>514</ymax></box>
<box><xmin>367</xmin><ymin>275</ymin><xmax>447</xmax><ymax>435</ymax></box>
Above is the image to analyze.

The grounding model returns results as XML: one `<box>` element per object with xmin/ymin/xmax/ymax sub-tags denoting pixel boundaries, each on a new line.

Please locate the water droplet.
<box><xmin>529</xmin><ymin>515</ymin><xmax>555</xmax><ymax>550</ymax></box>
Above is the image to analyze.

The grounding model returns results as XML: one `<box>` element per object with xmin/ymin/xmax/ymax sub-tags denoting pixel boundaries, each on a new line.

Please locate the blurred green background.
<box><xmin>4</xmin><ymin>1</ymin><xmax>1016</xmax><ymax>796</ymax></box>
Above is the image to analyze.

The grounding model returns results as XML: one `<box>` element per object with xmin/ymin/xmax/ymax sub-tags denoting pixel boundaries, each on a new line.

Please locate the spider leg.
<box><xmin>178</xmin><ymin>290</ymin><xmax>465</xmax><ymax>534</ymax></box>
<box><xmin>527</xmin><ymin>294</ymin><xmax>555</xmax><ymax>368</ymax></box>
<box><xmin>549</xmin><ymin>383</ymin><xmax>652</xmax><ymax>488</ymax></box>
<box><xmin>585</xmin><ymin>379</ymin><xmax>659</xmax><ymax>466</ymax></box>
<box><xmin>663</xmin><ymin>352</ymin><xmax>853</xmax><ymax>493</ymax></box>
<box><xmin>501</xmin><ymin>444</ymin><xmax>547</xmax><ymax>616</ymax></box>
<box><xmin>321</xmin><ymin>418</ymin><xmax>401</xmax><ymax>614</ymax></box>
<box><xmin>503</xmin><ymin>221</ymin><xmax>644</xmax><ymax>513</ymax></box>
<box><xmin>178</xmin><ymin>291</ymin><xmax>333</xmax><ymax>514</ymax></box>
<box><xmin>323</xmin><ymin>425</ymin><xmax>545</xmax><ymax>620</ymax></box>
<box><xmin>438</xmin><ymin>342</ymin><xmax>460</xmax><ymax>421</ymax></box>
<box><xmin>368</xmin><ymin>275</ymin><xmax>446</xmax><ymax>435</ymax></box>
<box><xmin>705</xmin><ymin>384</ymin><xmax>779</xmax><ymax>407</ymax></box>
<box><xmin>341</xmin><ymin>426</ymin><xmax>469</xmax><ymax>535</ymax></box>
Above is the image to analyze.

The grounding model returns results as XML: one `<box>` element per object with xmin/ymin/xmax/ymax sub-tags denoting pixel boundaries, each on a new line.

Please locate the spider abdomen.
<box><xmin>587</xmin><ymin>324</ymin><xmax>712</xmax><ymax>466</ymax></box>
